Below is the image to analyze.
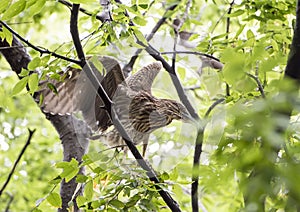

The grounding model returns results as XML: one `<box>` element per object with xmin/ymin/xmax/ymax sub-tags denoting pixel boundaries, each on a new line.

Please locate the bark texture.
<box><xmin>0</xmin><ymin>34</ymin><xmax>91</xmax><ymax>212</ymax></box>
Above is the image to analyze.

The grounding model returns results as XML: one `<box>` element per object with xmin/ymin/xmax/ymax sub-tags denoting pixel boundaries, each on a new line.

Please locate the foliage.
<box><xmin>0</xmin><ymin>0</ymin><xmax>300</xmax><ymax>211</ymax></box>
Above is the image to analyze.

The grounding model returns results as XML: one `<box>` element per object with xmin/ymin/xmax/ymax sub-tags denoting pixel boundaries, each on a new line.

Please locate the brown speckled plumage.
<box><xmin>38</xmin><ymin>57</ymin><xmax>191</xmax><ymax>154</ymax></box>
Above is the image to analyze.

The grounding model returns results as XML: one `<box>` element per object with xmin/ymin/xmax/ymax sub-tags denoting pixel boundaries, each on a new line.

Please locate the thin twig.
<box><xmin>0</xmin><ymin>129</ymin><xmax>36</xmax><ymax>197</ymax></box>
<box><xmin>123</xmin><ymin>4</ymin><xmax>178</xmax><ymax>74</ymax></box>
<box><xmin>205</xmin><ymin>98</ymin><xmax>226</xmax><ymax>118</ymax></box>
<box><xmin>184</xmin><ymin>86</ymin><xmax>201</xmax><ymax>91</ymax></box>
<box><xmin>225</xmin><ymin>0</ymin><xmax>235</xmax><ymax>97</ymax></box>
<box><xmin>69</xmin><ymin>4</ymin><xmax>181</xmax><ymax>211</ymax></box>
<box><xmin>246</xmin><ymin>73</ymin><xmax>266</xmax><ymax>98</ymax></box>
<box><xmin>137</xmin><ymin>42</ymin><xmax>205</xmax><ymax>212</ymax></box>
<box><xmin>161</xmin><ymin>51</ymin><xmax>221</xmax><ymax>62</ymax></box>
<box><xmin>225</xmin><ymin>0</ymin><xmax>235</xmax><ymax>41</ymax></box>
<box><xmin>0</xmin><ymin>21</ymin><xmax>81</xmax><ymax>65</ymax></box>
<box><xmin>58</xmin><ymin>0</ymin><xmax>107</xmax><ymax>22</ymax></box>
<box><xmin>172</xmin><ymin>0</ymin><xmax>191</xmax><ymax>71</ymax></box>
<box><xmin>4</xmin><ymin>193</ymin><xmax>14</xmax><ymax>212</ymax></box>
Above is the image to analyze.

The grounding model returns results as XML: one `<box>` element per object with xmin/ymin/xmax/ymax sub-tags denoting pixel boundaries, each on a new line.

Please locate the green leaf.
<box><xmin>28</xmin><ymin>57</ymin><xmax>41</xmax><ymax>70</ymax></box>
<box><xmin>0</xmin><ymin>0</ymin><xmax>11</xmax><ymax>14</ymax></box>
<box><xmin>234</xmin><ymin>24</ymin><xmax>245</xmax><ymax>39</ymax></box>
<box><xmin>246</xmin><ymin>29</ymin><xmax>255</xmax><ymax>40</ymax></box>
<box><xmin>84</xmin><ymin>180</ymin><xmax>93</xmax><ymax>201</ymax></box>
<box><xmin>47</xmin><ymin>83</ymin><xmax>58</xmax><ymax>95</ymax></box>
<box><xmin>177</xmin><ymin>67</ymin><xmax>185</xmax><ymax>80</ymax></box>
<box><xmin>49</xmin><ymin>175</ymin><xmax>62</xmax><ymax>184</ymax></box>
<box><xmin>11</xmin><ymin>76</ymin><xmax>28</xmax><ymax>96</ymax></box>
<box><xmin>76</xmin><ymin>195</ymin><xmax>87</xmax><ymax>207</ymax></box>
<box><xmin>19</xmin><ymin>68</ymin><xmax>29</xmax><ymax>77</ymax></box>
<box><xmin>109</xmin><ymin>199</ymin><xmax>125</xmax><ymax>209</ymax></box>
<box><xmin>133</xmin><ymin>16</ymin><xmax>147</xmax><ymax>26</ymax></box>
<box><xmin>131</xmin><ymin>27</ymin><xmax>147</xmax><ymax>46</ymax></box>
<box><xmin>226</xmin><ymin>9</ymin><xmax>244</xmax><ymax>17</ymax></box>
<box><xmin>41</xmin><ymin>55</ymin><xmax>51</xmax><ymax>65</ymax></box>
<box><xmin>89</xmin><ymin>55</ymin><xmax>104</xmax><ymax>74</ymax></box>
<box><xmin>47</xmin><ymin>192</ymin><xmax>62</xmax><ymax>208</ymax></box>
<box><xmin>29</xmin><ymin>0</ymin><xmax>46</xmax><ymax>16</ymax></box>
<box><xmin>56</xmin><ymin>158</ymin><xmax>79</xmax><ymax>182</ymax></box>
<box><xmin>28</xmin><ymin>73</ymin><xmax>39</xmax><ymax>93</ymax></box>
<box><xmin>2</xmin><ymin>0</ymin><xmax>26</xmax><ymax>20</ymax></box>
<box><xmin>2</xmin><ymin>26</ymin><xmax>13</xmax><ymax>46</ymax></box>
<box><xmin>76</xmin><ymin>174</ymin><xmax>88</xmax><ymax>183</ymax></box>
<box><xmin>160</xmin><ymin>172</ymin><xmax>170</xmax><ymax>180</ymax></box>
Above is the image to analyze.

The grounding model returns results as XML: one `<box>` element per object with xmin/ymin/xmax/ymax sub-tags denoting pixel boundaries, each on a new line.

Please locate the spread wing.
<box><xmin>126</xmin><ymin>61</ymin><xmax>162</xmax><ymax>93</ymax></box>
<box><xmin>38</xmin><ymin>56</ymin><xmax>125</xmax><ymax>131</ymax></box>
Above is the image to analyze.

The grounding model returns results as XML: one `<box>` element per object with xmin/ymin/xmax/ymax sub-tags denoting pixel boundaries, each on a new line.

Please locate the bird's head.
<box><xmin>161</xmin><ymin>99</ymin><xmax>193</xmax><ymax>123</ymax></box>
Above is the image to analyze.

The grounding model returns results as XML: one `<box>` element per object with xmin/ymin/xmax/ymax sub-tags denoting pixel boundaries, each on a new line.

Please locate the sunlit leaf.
<box><xmin>0</xmin><ymin>0</ymin><xmax>11</xmax><ymax>14</ymax></box>
<box><xmin>11</xmin><ymin>76</ymin><xmax>28</xmax><ymax>96</ymax></box>
<box><xmin>133</xmin><ymin>16</ymin><xmax>147</xmax><ymax>26</ymax></box>
<box><xmin>28</xmin><ymin>73</ymin><xmax>39</xmax><ymax>93</ymax></box>
<box><xmin>56</xmin><ymin>158</ymin><xmax>79</xmax><ymax>183</ymax></box>
<box><xmin>29</xmin><ymin>0</ymin><xmax>46</xmax><ymax>16</ymax></box>
<box><xmin>28</xmin><ymin>57</ymin><xmax>41</xmax><ymax>70</ymax></box>
<box><xmin>2</xmin><ymin>26</ymin><xmax>13</xmax><ymax>46</ymax></box>
<box><xmin>84</xmin><ymin>180</ymin><xmax>93</xmax><ymax>201</ymax></box>
<box><xmin>226</xmin><ymin>9</ymin><xmax>244</xmax><ymax>17</ymax></box>
<box><xmin>109</xmin><ymin>199</ymin><xmax>125</xmax><ymax>209</ymax></box>
<box><xmin>131</xmin><ymin>27</ymin><xmax>147</xmax><ymax>46</ymax></box>
<box><xmin>2</xmin><ymin>0</ymin><xmax>26</xmax><ymax>20</ymax></box>
<box><xmin>47</xmin><ymin>192</ymin><xmax>62</xmax><ymax>208</ymax></box>
<box><xmin>76</xmin><ymin>195</ymin><xmax>87</xmax><ymax>207</ymax></box>
<box><xmin>19</xmin><ymin>68</ymin><xmax>29</xmax><ymax>77</ymax></box>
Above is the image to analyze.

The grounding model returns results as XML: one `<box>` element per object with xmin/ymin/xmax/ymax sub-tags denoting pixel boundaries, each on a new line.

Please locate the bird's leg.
<box><xmin>142</xmin><ymin>143</ymin><xmax>148</xmax><ymax>157</ymax></box>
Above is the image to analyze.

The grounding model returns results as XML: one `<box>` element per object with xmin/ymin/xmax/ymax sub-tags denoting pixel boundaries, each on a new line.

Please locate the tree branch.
<box><xmin>0</xmin><ymin>21</ymin><xmax>81</xmax><ymax>65</ymax></box>
<box><xmin>58</xmin><ymin>0</ymin><xmax>108</xmax><ymax>22</ymax></box>
<box><xmin>224</xmin><ymin>0</ymin><xmax>235</xmax><ymax>97</ymax></box>
<box><xmin>161</xmin><ymin>51</ymin><xmax>221</xmax><ymax>62</ymax></box>
<box><xmin>285</xmin><ymin>0</ymin><xmax>300</xmax><ymax>80</ymax></box>
<box><xmin>0</xmin><ymin>27</ymin><xmax>91</xmax><ymax>212</ymax></box>
<box><xmin>122</xmin><ymin>4</ymin><xmax>178</xmax><ymax>74</ymax></box>
<box><xmin>136</xmin><ymin>41</ymin><xmax>205</xmax><ymax>212</ymax></box>
<box><xmin>246</xmin><ymin>73</ymin><xmax>266</xmax><ymax>98</ymax></box>
<box><xmin>204</xmin><ymin>98</ymin><xmax>226</xmax><ymax>118</ymax></box>
<box><xmin>0</xmin><ymin>129</ymin><xmax>36</xmax><ymax>197</ymax></box>
<box><xmin>69</xmin><ymin>4</ymin><xmax>181</xmax><ymax>211</ymax></box>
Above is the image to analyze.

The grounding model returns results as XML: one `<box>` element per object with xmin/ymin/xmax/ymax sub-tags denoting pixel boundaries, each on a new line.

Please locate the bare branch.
<box><xmin>123</xmin><ymin>4</ymin><xmax>178</xmax><ymax>74</ymax></box>
<box><xmin>205</xmin><ymin>98</ymin><xmax>226</xmax><ymax>118</ymax></box>
<box><xmin>0</xmin><ymin>21</ymin><xmax>81</xmax><ymax>65</ymax></box>
<box><xmin>0</xmin><ymin>129</ymin><xmax>36</xmax><ymax>197</ymax></box>
<box><xmin>246</xmin><ymin>73</ymin><xmax>266</xmax><ymax>98</ymax></box>
<box><xmin>184</xmin><ymin>86</ymin><xmax>201</xmax><ymax>91</ymax></box>
<box><xmin>161</xmin><ymin>51</ymin><xmax>221</xmax><ymax>63</ymax></box>
<box><xmin>4</xmin><ymin>193</ymin><xmax>14</xmax><ymax>212</ymax></box>
<box><xmin>58</xmin><ymin>0</ymin><xmax>109</xmax><ymax>22</ymax></box>
<box><xmin>225</xmin><ymin>0</ymin><xmax>235</xmax><ymax>41</ymax></box>
<box><xmin>224</xmin><ymin>1</ymin><xmax>235</xmax><ymax>96</ymax></box>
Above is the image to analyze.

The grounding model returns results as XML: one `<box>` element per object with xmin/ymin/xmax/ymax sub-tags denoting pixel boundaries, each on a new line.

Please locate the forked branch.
<box><xmin>69</xmin><ymin>4</ymin><xmax>181</xmax><ymax>211</ymax></box>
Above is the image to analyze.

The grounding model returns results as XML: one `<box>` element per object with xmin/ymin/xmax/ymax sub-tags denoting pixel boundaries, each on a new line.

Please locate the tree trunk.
<box><xmin>0</xmin><ymin>33</ymin><xmax>91</xmax><ymax>212</ymax></box>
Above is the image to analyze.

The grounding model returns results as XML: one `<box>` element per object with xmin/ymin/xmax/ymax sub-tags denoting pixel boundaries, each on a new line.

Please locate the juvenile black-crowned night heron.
<box><xmin>38</xmin><ymin>56</ymin><xmax>191</xmax><ymax>154</ymax></box>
